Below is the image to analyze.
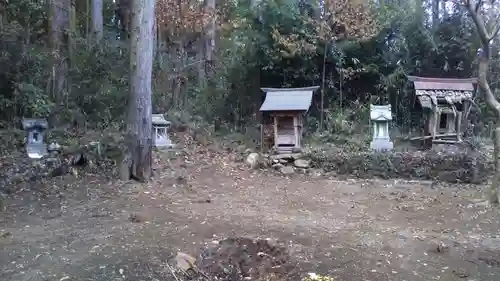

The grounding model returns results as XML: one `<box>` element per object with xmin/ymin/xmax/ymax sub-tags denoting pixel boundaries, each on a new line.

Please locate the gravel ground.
<box><xmin>1</xmin><ymin>147</ymin><xmax>500</xmax><ymax>281</ymax></box>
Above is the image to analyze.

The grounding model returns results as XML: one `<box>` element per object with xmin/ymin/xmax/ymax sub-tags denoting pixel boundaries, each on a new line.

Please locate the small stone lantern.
<box><xmin>152</xmin><ymin>114</ymin><xmax>172</xmax><ymax>148</ymax></box>
<box><xmin>370</xmin><ymin>105</ymin><xmax>393</xmax><ymax>151</ymax></box>
<box><xmin>22</xmin><ymin>118</ymin><xmax>49</xmax><ymax>159</ymax></box>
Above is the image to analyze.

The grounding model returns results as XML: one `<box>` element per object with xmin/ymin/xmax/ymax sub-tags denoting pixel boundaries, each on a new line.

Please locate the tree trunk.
<box><xmin>432</xmin><ymin>0</ymin><xmax>439</xmax><ymax>27</ymax></box>
<box><xmin>86</xmin><ymin>0</ymin><xmax>90</xmax><ymax>47</ymax></box>
<box><xmin>492</xmin><ymin>126</ymin><xmax>500</xmax><ymax>204</ymax></box>
<box><xmin>174</xmin><ymin>40</ymin><xmax>187</xmax><ymax>109</ymax></box>
<box><xmin>116</xmin><ymin>0</ymin><xmax>131</xmax><ymax>39</ymax></box>
<box><xmin>478</xmin><ymin>48</ymin><xmax>500</xmax><ymax>204</ymax></box>
<box><xmin>197</xmin><ymin>1</ymin><xmax>206</xmax><ymax>88</ymax></box>
<box><xmin>441</xmin><ymin>0</ymin><xmax>448</xmax><ymax>19</ymax></box>
<box><xmin>123</xmin><ymin>0</ymin><xmax>156</xmax><ymax>181</ymax></box>
<box><xmin>153</xmin><ymin>16</ymin><xmax>158</xmax><ymax>60</ymax></box>
<box><xmin>197</xmin><ymin>38</ymin><xmax>206</xmax><ymax>88</ymax></box>
<box><xmin>0</xmin><ymin>0</ymin><xmax>5</xmax><ymax>30</ymax></box>
<box><xmin>466</xmin><ymin>1</ymin><xmax>500</xmax><ymax>204</ymax></box>
<box><xmin>69</xmin><ymin>0</ymin><xmax>76</xmax><ymax>67</ymax></box>
<box><xmin>91</xmin><ymin>0</ymin><xmax>104</xmax><ymax>41</ymax></box>
<box><xmin>49</xmin><ymin>0</ymin><xmax>70</xmax><ymax>103</ymax></box>
<box><xmin>205</xmin><ymin>0</ymin><xmax>216</xmax><ymax>72</ymax></box>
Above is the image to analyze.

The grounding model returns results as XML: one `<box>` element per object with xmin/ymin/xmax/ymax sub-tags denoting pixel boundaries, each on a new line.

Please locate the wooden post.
<box><xmin>461</xmin><ymin>100</ymin><xmax>472</xmax><ymax>135</ymax></box>
<box><xmin>298</xmin><ymin>114</ymin><xmax>302</xmax><ymax>147</ymax></box>
<box><xmin>293</xmin><ymin>115</ymin><xmax>299</xmax><ymax>148</ymax></box>
<box><xmin>427</xmin><ymin>113</ymin><xmax>432</xmax><ymax>136</ymax></box>
<box><xmin>456</xmin><ymin>111</ymin><xmax>462</xmax><ymax>141</ymax></box>
<box><xmin>432</xmin><ymin>108</ymin><xmax>439</xmax><ymax>139</ymax></box>
<box><xmin>273</xmin><ymin>115</ymin><xmax>278</xmax><ymax>150</ymax></box>
<box><xmin>260</xmin><ymin>123</ymin><xmax>263</xmax><ymax>154</ymax></box>
<box><xmin>446</xmin><ymin>113</ymin><xmax>455</xmax><ymax>133</ymax></box>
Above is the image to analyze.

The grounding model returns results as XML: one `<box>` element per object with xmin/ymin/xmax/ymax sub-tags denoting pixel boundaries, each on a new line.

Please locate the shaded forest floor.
<box><xmin>2</xmin><ymin>136</ymin><xmax>500</xmax><ymax>281</ymax></box>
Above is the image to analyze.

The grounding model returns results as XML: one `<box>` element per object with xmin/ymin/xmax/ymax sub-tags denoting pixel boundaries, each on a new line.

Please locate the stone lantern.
<box><xmin>370</xmin><ymin>105</ymin><xmax>393</xmax><ymax>151</ymax></box>
<box><xmin>152</xmin><ymin>114</ymin><xmax>173</xmax><ymax>148</ymax></box>
<box><xmin>22</xmin><ymin>118</ymin><xmax>48</xmax><ymax>159</ymax></box>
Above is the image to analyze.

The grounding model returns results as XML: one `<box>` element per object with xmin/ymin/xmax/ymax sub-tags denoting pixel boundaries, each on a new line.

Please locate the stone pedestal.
<box><xmin>26</xmin><ymin>143</ymin><xmax>47</xmax><ymax>159</ymax></box>
<box><xmin>370</xmin><ymin>138</ymin><xmax>394</xmax><ymax>151</ymax></box>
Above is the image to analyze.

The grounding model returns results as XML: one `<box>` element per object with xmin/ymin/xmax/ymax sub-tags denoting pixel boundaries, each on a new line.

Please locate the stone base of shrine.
<box><xmin>370</xmin><ymin>138</ymin><xmax>393</xmax><ymax>151</ymax></box>
<box><xmin>153</xmin><ymin>143</ymin><xmax>176</xmax><ymax>149</ymax></box>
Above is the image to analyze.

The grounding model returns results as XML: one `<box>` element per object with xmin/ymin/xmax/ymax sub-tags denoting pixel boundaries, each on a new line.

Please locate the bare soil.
<box><xmin>2</xmin><ymin>144</ymin><xmax>500</xmax><ymax>281</ymax></box>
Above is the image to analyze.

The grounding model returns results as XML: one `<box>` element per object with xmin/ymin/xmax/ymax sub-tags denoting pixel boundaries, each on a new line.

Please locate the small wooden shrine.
<box><xmin>408</xmin><ymin>76</ymin><xmax>477</xmax><ymax>145</ymax></box>
<box><xmin>259</xmin><ymin>86</ymin><xmax>319</xmax><ymax>153</ymax></box>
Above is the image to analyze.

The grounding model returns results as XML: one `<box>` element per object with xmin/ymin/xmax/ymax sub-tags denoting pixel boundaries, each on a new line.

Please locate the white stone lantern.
<box><xmin>152</xmin><ymin>114</ymin><xmax>173</xmax><ymax>148</ymax></box>
<box><xmin>370</xmin><ymin>105</ymin><xmax>393</xmax><ymax>151</ymax></box>
<box><xmin>22</xmin><ymin>118</ymin><xmax>49</xmax><ymax>159</ymax></box>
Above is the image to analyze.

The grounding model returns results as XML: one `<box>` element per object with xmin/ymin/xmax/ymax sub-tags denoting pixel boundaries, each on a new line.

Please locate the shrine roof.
<box><xmin>22</xmin><ymin>118</ymin><xmax>48</xmax><ymax>130</ymax></box>
<box><xmin>408</xmin><ymin>76</ymin><xmax>477</xmax><ymax>109</ymax></box>
<box><xmin>370</xmin><ymin>105</ymin><xmax>392</xmax><ymax>121</ymax></box>
<box><xmin>152</xmin><ymin>114</ymin><xmax>171</xmax><ymax>126</ymax></box>
<box><xmin>259</xmin><ymin>86</ymin><xmax>319</xmax><ymax>112</ymax></box>
<box><xmin>408</xmin><ymin>76</ymin><xmax>477</xmax><ymax>91</ymax></box>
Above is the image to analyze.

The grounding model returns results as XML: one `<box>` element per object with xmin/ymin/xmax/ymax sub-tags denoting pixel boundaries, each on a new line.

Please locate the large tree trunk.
<box><xmin>479</xmin><ymin>47</ymin><xmax>500</xmax><ymax>204</ymax></box>
<box><xmin>49</xmin><ymin>0</ymin><xmax>70</xmax><ymax>104</ymax></box>
<box><xmin>91</xmin><ymin>0</ymin><xmax>103</xmax><ymax>40</ymax></box>
<box><xmin>123</xmin><ymin>0</ymin><xmax>156</xmax><ymax>181</ymax></box>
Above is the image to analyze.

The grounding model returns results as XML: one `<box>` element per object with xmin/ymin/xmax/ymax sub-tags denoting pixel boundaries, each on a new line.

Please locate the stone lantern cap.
<box><xmin>370</xmin><ymin>105</ymin><xmax>392</xmax><ymax>121</ymax></box>
<box><xmin>22</xmin><ymin>118</ymin><xmax>48</xmax><ymax>131</ymax></box>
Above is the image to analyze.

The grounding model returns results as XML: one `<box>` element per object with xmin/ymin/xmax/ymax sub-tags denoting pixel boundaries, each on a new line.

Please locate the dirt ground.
<box><xmin>2</xmin><ymin>144</ymin><xmax>500</xmax><ymax>281</ymax></box>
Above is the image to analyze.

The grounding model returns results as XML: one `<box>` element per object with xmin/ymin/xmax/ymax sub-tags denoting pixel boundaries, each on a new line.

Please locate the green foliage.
<box><xmin>14</xmin><ymin>82</ymin><xmax>55</xmax><ymax>117</ymax></box>
<box><xmin>70</xmin><ymin>40</ymin><xmax>129</xmax><ymax>124</ymax></box>
<box><xmin>0</xmin><ymin>0</ymin><xmax>499</xmax><ymax>141</ymax></box>
<box><xmin>0</xmin><ymin>0</ymin><xmax>129</xmax><ymax>127</ymax></box>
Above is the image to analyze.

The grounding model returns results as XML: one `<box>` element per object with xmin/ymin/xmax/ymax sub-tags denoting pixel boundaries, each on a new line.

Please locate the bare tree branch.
<box><xmin>490</xmin><ymin>17</ymin><xmax>500</xmax><ymax>40</ymax></box>
<box><xmin>449</xmin><ymin>0</ymin><xmax>466</xmax><ymax>9</ymax></box>
<box><xmin>475</xmin><ymin>0</ymin><xmax>483</xmax><ymax>13</ymax></box>
<box><xmin>466</xmin><ymin>0</ymin><xmax>492</xmax><ymax>45</ymax></box>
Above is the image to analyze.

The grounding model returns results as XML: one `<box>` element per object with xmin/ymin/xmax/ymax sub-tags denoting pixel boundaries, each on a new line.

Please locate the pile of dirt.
<box><xmin>198</xmin><ymin>237</ymin><xmax>300</xmax><ymax>281</ymax></box>
<box><xmin>309</xmin><ymin>149</ymin><xmax>492</xmax><ymax>184</ymax></box>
